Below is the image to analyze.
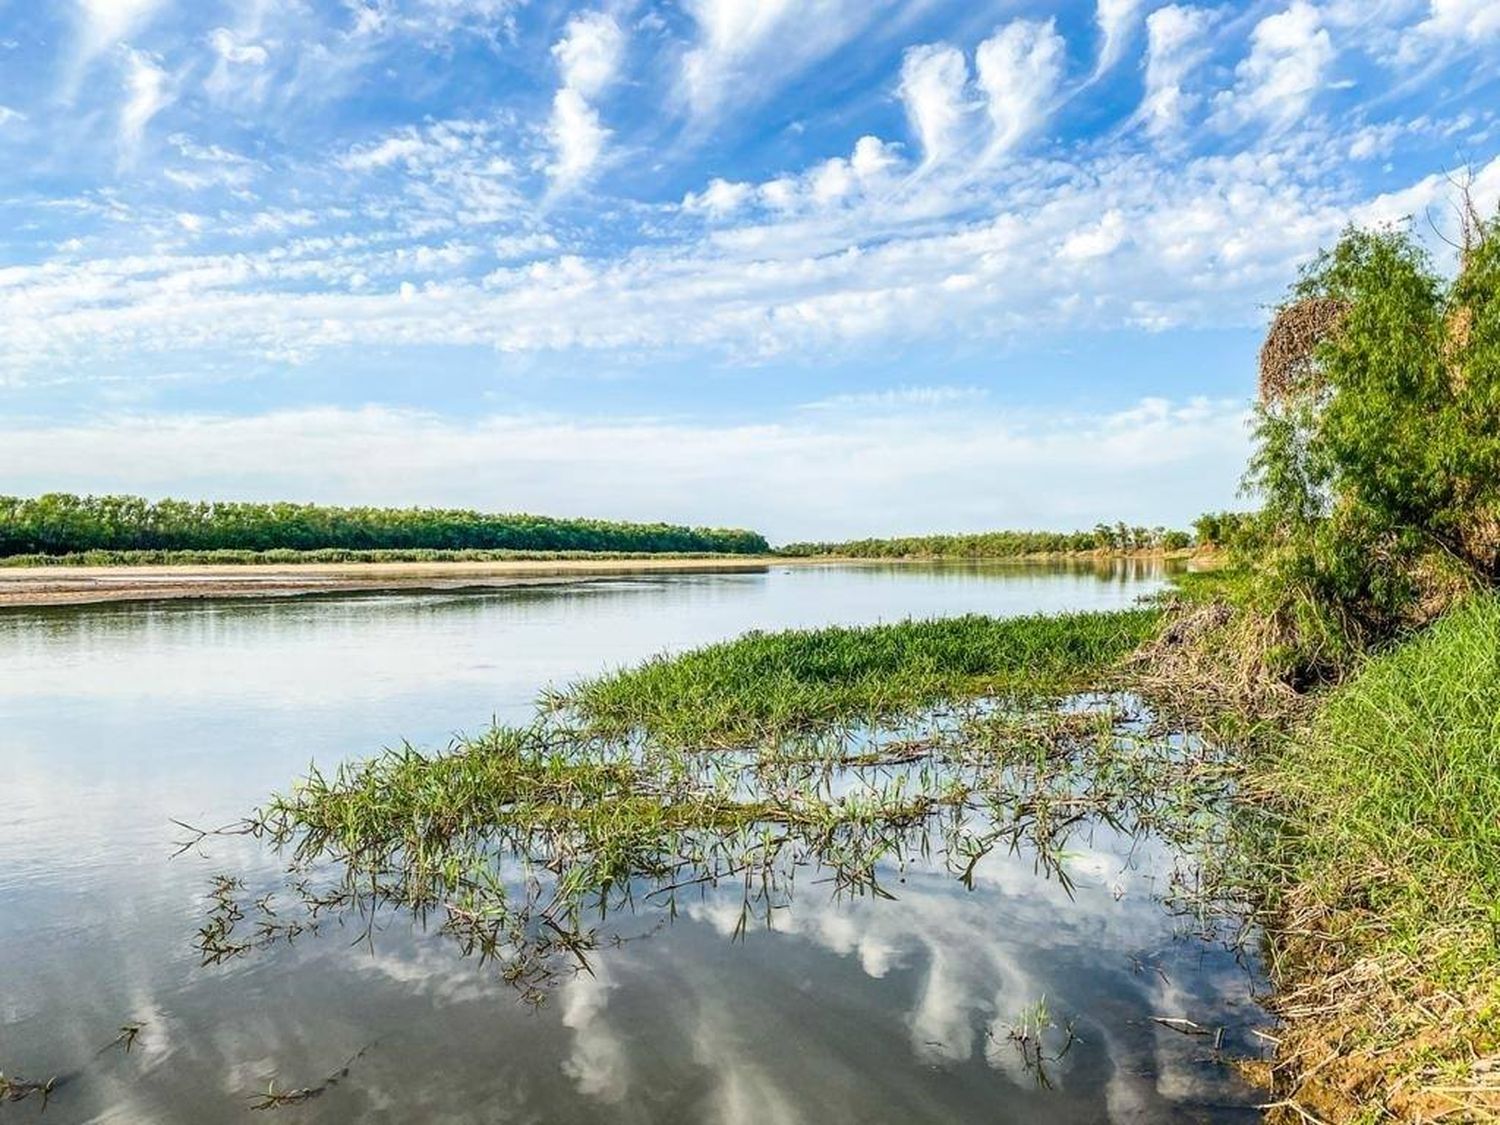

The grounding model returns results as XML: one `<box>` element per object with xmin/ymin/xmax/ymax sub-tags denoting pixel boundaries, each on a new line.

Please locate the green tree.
<box><xmin>1245</xmin><ymin>213</ymin><xmax>1500</xmax><ymax>678</ymax></box>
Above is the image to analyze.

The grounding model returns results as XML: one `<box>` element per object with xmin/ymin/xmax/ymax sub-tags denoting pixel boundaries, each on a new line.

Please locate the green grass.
<box><xmin>1244</xmin><ymin>594</ymin><xmax>1500</xmax><ymax>1116</ymax></box>
<box><xmin>1264</xmin><ymin>593</ymin><xmax>1500</xmax><ymax>950</ymax></box>
<box><xmin>1161</xmin><ymin>566</ymin><xmax>1255</xmax><ymax>606</ymax></box>
<box><xmin>556</xmin><ymin>609</ymin><xmax>1161</xmax><ymax>747</ymax></box>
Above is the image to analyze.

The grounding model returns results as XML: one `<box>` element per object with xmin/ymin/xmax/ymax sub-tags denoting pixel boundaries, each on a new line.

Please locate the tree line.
<box><xmin>778</xmin><ymin>523</ymin><xmax>1195</xmax><ymax>558</ymax></box>
<box><xmin>0</xmin><ymin>494</ymin><xmax>770</xmax><ymax>557</ymax></box>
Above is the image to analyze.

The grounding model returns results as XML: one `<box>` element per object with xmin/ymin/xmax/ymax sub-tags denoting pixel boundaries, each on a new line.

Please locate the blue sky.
<box><xmin>0</xmin><ymin>0</ymin><xmax>1497</xmax><ymax>539</ymax></box>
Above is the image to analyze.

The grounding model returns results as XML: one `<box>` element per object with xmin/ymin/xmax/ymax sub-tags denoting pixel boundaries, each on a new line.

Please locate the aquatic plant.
<box><xmin>191</xmin><ymin>688</ymin><xmax>1242</xmax><ymax>1006</ymax></box>
<box><xmin>0</xmin><ymin>1072</ymin><xmax>58</xmax><ymax>1108</ymax></box>
<box><xmin>248</xmin><ymin>1046</ymin><xmax>371</xmax><ymax>1111</ymax></box>
<box><xmin>552</xmin><ymin>609</ymin><xmax>1160</xmax><ymax>747</ymax></box>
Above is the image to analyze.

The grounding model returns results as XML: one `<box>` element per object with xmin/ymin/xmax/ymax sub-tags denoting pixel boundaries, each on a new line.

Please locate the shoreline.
<box><xmin>0</xmin><ymin>550</ymin><xmax>1208</xmax><ymax>608</ymax></box>
<box><xmin>0</xmin><ymin>557</ymin><xmax>775</xmax><ymax>608</ymax></box>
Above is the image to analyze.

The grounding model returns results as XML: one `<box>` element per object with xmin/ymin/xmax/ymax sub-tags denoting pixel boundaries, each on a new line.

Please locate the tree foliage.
<box><xmin>0</xmin><ymin>494</ymin><xmax>770</xmax><ymax>557</ymax></box>
<box><xmin>1244</xmin><ymin>214</ymin><xmax>1500</xmax><ymax>681</ymax></box>
<box><xmin>779</xmin><ymin>525</ymin><xmax>1192</xmax><ymax>558</ymax></box>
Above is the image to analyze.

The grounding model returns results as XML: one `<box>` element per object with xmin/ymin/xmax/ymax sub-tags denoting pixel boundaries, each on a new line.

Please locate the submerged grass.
<box><xmin>1240</xmin><ymin>594</ymin><xmax>1500</xmax><ymax>1121</ymax></box>
<box><xmin>555</xmin><ymin>609</ymin><xmax>1161</xmax><ymax>747</ymax></box>
<box><xmin>187</xmin><ymin>604</ymin><xmax>1266</xmax><ymax>1019</ymax></box>
<box><xmin>195</xmin><ymin>691</ymin><xmax>1238</xmax><ymax>1004</ymax></box>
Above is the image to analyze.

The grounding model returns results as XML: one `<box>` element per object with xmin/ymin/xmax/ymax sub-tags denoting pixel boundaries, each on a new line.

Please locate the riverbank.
<box><xmin>1236</xmin><ymin>595</ymin><xmax>1500</xmax><ymax>1121</ymax></box>
<box><xmin>0</xmin><ymin>557</ymin><xmax>774</xmax><ymax>607</ymax></box>
<box><xmin>0</xmin><ymin>552</ymin><xmax>1191</xmax><ymax>608</ymax></box>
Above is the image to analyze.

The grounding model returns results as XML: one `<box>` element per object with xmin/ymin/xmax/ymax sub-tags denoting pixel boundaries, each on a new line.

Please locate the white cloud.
<box><xmin>120</xmin><ymin>49</ymin><xmax>172</xmax><ymax>150</ymax></box>
<box><xmin>8</xmin><ymin>146</ymin><xmax>1496</xmax><ymax>382</ymax></box>
<box><xmin>209</xmin><ymin>27</ymin><xmax>269</xmax><ymax>67</ymax></box>
<box><xmin>801</xmin><ymin>385</ymin><xmax>988</xmax><ymax>411</ymax></box>
<box><xmin>340</xmin><ymin>133</ymin><xmax>428</xmax><ymax>171</ymax></box>
<box><xmin>1059</xmin><ymin>208</ymin><xmax>1129</xmax><ymax>260</ymax></box>
<box><xmin>547</xmin><ymin>12</ymin><xmax>625</xmax><ymax>186</ymax></box>
<box><xmin>205</xmin><ymin>26</ymin><xmax>272</xmax><ymax>104</ymax></box>
<box><xmin>898</xmin><ymin>43</ymin><xmax>972</xmax><ymax>166</ymax></box>
<box><xmin>683</xmin><ymin>177</ymin><xmax>755</xmax><ymax>217</ymax></box>
<box><xmin>1213</xmin><ymin>1</ymin><xmax>1335</xmax><ymax>132</ymax></box>
<box><xmin>1094</xmin><ymin>0</ymin><xmax>1147</xmax><ymax>77</ymax></box>
<box><xmin>560</xmin><ymin>964</ymin><xmax>628</xmax><ymax>1102</ymax></box>
<box><xmin>493</xmin><ymin>231</ymin><xmax>560</xmax><ymax>260</ymax></box>
<box><xmin>552</xmin><ymin>10</ymin><xmax>625</xmax><ymax>100</ymax></box>
<box><xmin>1140</xmin><ymin>5</ymin><xmax>1214</xmax><ymax>137</ymax></box>
<box><xmin>164</xmin><ymin>134</ymin><xmax>261</xmax><ymax>191</ymax></box>
<box><xmin>73</xmin><ymin>0</ymin><xmax>166</xmax><ymax>75</ymax></box>
<box><xmin>1416</xmin><ymin>0</ymin><xmax>1500</xmax><ymax>43</ymax></box>
<box><xmin>548</xmin><ymin>89</ymin><xmax>610</xmax><ymax>185</ymax></box>
<box><xmin>0</xmin><ymin>399</ymin><xmax>1251</xmax><ymax>539</ymax></box>
<box><xmin>0</xmin><ymin>105</ymin><xmax>24</xmax><ymax>127</ymax></box>
<box><xmin>678</xmin><ymin>0</ymin><xmax>893</xmax><ymax>121</ymax></box>
<box><xmin>680</xmin><ymin>135</ymin><xmax>902</xmax><ymax>221</ymax></box>
<box><xmin>347</xmin><ymin>0</ymin><xmax>523</xmax><ymax>43</ymax></box>
<box><xmin>974</xmin><ymin>19</ymin><xmax>1067</xmax><ymax>156</ymax></box>
<box><xmin>330</xmin><ymin>119</ymin><xmax>521</xmax><ymax>223</ymax></box>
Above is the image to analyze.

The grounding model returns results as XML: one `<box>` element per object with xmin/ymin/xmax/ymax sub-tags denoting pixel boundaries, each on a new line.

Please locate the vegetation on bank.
<box><xmin>778</xmin><ymin>524</ymin><xmax>1193</xmax><ymax>558</ymax></box>
<box><xmin>1153</xmin><ymin>205</ymin><xmax>1500</xmax><ymax>1121</ymax></box>
<box><xmin>0</xmin><ymin>494</ymin><xmax>769</xmax><ymax>558</ymax></box>
<box><xmin>1239</xmin><ymin>596</ymin><xmax>1500</xmax><ymax>1120</ymax></box>
<box><xmin>0</xmin><ymin>547</ymin><xmax>761</xmax><ymax>568</ymax></box>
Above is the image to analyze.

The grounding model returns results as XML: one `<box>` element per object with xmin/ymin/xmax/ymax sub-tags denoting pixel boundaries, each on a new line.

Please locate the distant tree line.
<box><xmin>0</xmin><ymin>494</ymin><xmax>770</xmax><ymax>557</ymax></box>
<box><xmin>778</xmin><ymin>524</ymin><xmax>1195</xmax><ymax>558</ymax></box>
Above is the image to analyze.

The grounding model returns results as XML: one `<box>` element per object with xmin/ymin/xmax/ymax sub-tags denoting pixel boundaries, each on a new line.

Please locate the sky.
<box><xmin>0</xmin><ymin>0</ymin><xmax>1497</xmax><ymax>541</ymax></box>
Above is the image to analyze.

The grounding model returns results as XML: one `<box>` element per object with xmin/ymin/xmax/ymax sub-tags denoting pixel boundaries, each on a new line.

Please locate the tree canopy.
<box><xmin>0</xmin><ymin>494</ymin><xmax>770</xmax><ymax>557</ymax></box>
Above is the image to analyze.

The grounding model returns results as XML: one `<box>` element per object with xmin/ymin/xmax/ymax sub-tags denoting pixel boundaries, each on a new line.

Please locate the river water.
<box><xmin>0</xmin><ymin>561</ymin><xmax>1264</xmax><ymax>1123</ymax></box>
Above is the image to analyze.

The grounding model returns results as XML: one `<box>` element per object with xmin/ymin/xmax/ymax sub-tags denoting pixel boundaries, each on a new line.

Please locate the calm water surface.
<box><xmin>0</xmin><ymin>562</ymin><xmax>1264</xmax><ymax>1123</ymax></box>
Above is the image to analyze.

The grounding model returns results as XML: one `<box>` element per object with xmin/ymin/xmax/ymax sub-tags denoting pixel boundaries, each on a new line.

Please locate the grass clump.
<box><xmin>555</xmin><ymin>609</ymin><xmax>1160</xmax><ymax>747</ymax></box>
<box><xmin>1243</xmin><ymin>595</ymin><xmax>1500</xmax><ymax>1120</ymax></box>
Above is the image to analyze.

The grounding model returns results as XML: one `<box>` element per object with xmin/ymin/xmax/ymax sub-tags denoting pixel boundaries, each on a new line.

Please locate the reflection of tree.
<box><xmin>188</xmin><ymin>697</ymin><xmax>1241</xmax><ymax>1004</ymax></box>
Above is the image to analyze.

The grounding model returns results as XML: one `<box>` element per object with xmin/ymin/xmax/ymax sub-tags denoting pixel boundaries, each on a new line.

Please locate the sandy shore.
<box><xmin>0</xmin><ymin>557</ymin><xmax>776</xmax><ymax>608</ymax></box>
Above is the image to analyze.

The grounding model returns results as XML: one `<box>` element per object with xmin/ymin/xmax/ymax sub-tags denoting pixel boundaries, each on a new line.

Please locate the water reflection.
<box><xmin>0</xmin><ymin>561</ymin><xmax>1265</xmax><ymax>1123</ymax></box>
<box><xmin>184</xmin><ymin>693</ymin><xmax>1263</xmax><ymax>1121</ymax></box>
